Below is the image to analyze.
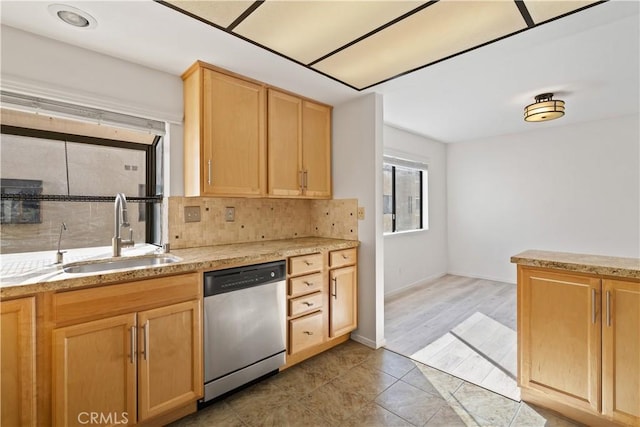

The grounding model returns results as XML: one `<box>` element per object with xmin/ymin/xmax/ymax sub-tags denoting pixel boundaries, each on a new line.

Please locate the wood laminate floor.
<box><xmin>384</xmin><ymin>275</ymin><xmax>517</xmax><ymax>357</ymax></box>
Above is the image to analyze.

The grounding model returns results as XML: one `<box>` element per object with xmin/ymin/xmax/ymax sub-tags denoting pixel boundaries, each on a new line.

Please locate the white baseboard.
<box><xmin>384</xmin><ymin>272</ymin><xmax>447</xmax><ymax>299</ymax></box>
<box><xmin>350</xmin><ymin>333</ymin><xmax>386</xmax><ymax>349</ymax></box>
<box><xmin>446</xmin><ymin>270</ymin><xmax>516</xmax><ymax>285</ymax></box>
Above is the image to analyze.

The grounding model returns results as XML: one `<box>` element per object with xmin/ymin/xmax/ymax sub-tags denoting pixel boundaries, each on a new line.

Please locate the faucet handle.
<box><xmin>122</xmin><ymin>228</ymin><xmax>135</xmax><ymax>248</ymax></box>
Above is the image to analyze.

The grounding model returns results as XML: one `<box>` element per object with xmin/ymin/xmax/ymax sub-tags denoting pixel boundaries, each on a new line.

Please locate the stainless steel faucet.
<box><xmin>113</xmin><ymin>193</ymin><xmax>135</xmax><ymax>257</ymax></box>
<box><xmin>55</xmin><ymin>222</ymin><xmax>67</xmax><ymax>264</ymax></box>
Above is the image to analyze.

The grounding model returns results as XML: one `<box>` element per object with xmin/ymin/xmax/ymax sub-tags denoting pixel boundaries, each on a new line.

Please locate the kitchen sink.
<box><xmin>63</xmin><ymin>254</ymin><xmax>181</xmax><ymax>274</ymax></box>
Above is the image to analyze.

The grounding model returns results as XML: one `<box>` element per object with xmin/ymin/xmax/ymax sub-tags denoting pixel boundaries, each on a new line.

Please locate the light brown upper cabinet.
<box><xmin>182</xmin><ymin>61</ymin><xmax>331</xmax><ymax>199</ymax></box>
<box><xmin>183</xmin><ymin>62</ymin><xmax>267</xmax><ymax>197</ymax></box>
<box><xmin>268</xmin><ymin>88</ymin><xmax>332</xmax><ymax>199</ymax></box>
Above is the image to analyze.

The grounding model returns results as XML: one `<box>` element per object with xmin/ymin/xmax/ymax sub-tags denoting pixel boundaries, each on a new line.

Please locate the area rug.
<box><xmin>410</xmin><ymin>312</ymin><xmax>521</xmax><ymax>401</ymax></box>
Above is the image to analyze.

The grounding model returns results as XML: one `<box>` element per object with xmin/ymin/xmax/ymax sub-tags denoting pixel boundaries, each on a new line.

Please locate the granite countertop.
<box><xmin>0</xmin><ymin>237</ymin><xmax>359</xmax><ymax>299</ymax></box>
<box><xmin>511</xmin><ymin>250</ymin><xmax>640</xmax><ymax>280</ymax></box>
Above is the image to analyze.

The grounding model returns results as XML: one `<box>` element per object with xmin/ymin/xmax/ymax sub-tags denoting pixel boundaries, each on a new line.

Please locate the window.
<box><xmin>383</xmin><ymin>156</ymin><xmax>427</xmax><ymax>234</ymax></box>
<box><xmin>0</xmin><ymin>107</ymin><xmax>164</xmax><ymax>254</ymax></box>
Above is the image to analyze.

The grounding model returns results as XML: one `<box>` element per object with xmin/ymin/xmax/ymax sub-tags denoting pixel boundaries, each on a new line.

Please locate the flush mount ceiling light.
<box><xmin>48</xmin><ymin>4</ymin><xmax>97</xmax><ymax>29</ymax></box>
<box><xmin>524</xmin><ymin>93</ymin><xmax>565</xmax><ymax>122</ymax></box>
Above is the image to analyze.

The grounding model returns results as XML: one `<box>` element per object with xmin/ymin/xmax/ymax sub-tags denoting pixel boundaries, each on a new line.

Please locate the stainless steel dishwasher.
<box><xmin>201</xmin><ymin>260</ymin><xmax>286</xmax><ymax>404</ymax></box>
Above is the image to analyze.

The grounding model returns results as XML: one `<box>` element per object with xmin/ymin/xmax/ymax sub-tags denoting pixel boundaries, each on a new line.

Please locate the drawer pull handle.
<box><xmin>304</xmin><ymin>260</ymin><xmax>312</xmax><ymax>266</ymax></box>
<box><xmin>303</xmin><ymin>331</ymin><xmax>314</xmax><ymax>335</ymax></box>
<box><xmin>332</xmin><ymin>277</ymin><xmax>337</xmax><ymax>299</ymax></box>
<box><xmin>342</xmin><ymin>254</ymin><xmax>348</xmax><ymax>259</ymax></box>
<box><xmin>304</xmin><ymin>281</ymin><xmax>312</xmax><ymax>287</ymax></box>
<box><xmin>303</xmin><ymin>302</ymin><xmax>314</xmax><ymax>307</ymax></box>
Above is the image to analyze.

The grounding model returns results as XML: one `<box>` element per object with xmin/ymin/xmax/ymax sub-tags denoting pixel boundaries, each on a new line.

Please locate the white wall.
<box><xmin>0</xmin><ymin>26</ymin><xmax>183</xmax><ymax>123</ymax></box>
<box><xmin>1</xmin><ymin>26</ymin><xmax>186</xmax><ymax>201</ymax></box>
<box><xmin>383</xmin><ymin>125</ymin><xmax>448</xmax><ymax>295</ymax></box>
<box><xmin>447</xmin><ymin>115</ymin><xmax>640</xmax><ymax>284</ymax></box>
<box><xmin>333</xmin><ymin>93</ymin><xmax>385</xmax><ymax>348</ymax></box>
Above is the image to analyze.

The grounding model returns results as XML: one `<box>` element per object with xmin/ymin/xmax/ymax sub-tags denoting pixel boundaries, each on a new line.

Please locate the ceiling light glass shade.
<box><xmin>524</xmin><ymin>93</ymin><xmax>565</xmax><ymax>122</ymax></box>
<box><xmin>48</xmin><ymin>4</ymin><xmax>97</xmax><ymax>29</ymax></box>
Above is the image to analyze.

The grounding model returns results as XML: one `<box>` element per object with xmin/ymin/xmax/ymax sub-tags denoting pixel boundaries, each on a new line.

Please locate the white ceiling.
<box><xmin>1</xmin><ymin>1</ymin><xmax>638</xmax><ymax>143</ymax></box>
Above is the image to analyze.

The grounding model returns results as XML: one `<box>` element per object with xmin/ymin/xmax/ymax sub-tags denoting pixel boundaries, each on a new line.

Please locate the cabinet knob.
<box><xmin>303</xmin><ymin>302</ymin><xmax>314</xmax><ymax>307</ymax></box>
<box><xmin>303</xmin><ymin>331</ymin><xmax>313</xmax><ymax>335</ymax></box>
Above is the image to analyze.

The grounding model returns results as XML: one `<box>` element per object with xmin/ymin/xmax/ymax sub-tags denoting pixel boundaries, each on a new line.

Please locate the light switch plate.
<box><xmin>357</xmin><ymin>207</ymin><xmax>365</xmax><ymax>220</ymax></box>
<box><xmin>225</xmin><ymin>207</ymin><xmax>235</xmax><ymax>222</ymax></box>
<box><xmin>184</xmin><ymin>206</ymin><xmax>201</xmax><ymax>223</ymax></box>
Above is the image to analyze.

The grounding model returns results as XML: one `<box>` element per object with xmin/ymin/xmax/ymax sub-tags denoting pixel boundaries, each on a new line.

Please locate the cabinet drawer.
<box><xmin>289</xmin><ymin>273</ymin><xmax>323</xmax><ymax>297</ymax></box>
<box><xmin>289</xmin><ymin>253</ymin><xmax>323</xmax><ymax>276</ymax></box>
<box><xmin>289</xmin><ymin>292</ymin><xmax>323</xmax><ymax>317</ymax></box>
<box><xmin>289</xmin><ymin>311</ymin><xmax>323</xmax><ymax>354</ymax></box>
<box><xmin>330</xmin><ymin>248</ymin><xmax>357</xmax><ymax>268</ymax></box>
<box><xmin>53</xmin><ymin>272</ymin><xmax>201</xmax><ymax>325</ymax></box>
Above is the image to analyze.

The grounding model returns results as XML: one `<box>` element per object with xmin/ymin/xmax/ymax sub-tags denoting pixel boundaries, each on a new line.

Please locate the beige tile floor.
<box><xmin>170</xmin><ymin>340</ymin><xmax>583</xmax><ymax>427</ymax></box>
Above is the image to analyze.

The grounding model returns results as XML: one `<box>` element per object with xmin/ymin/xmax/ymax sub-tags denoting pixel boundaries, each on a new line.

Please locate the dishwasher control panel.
<box><xmin>204</xmin><ymin>260</ymin><xmax>286</xmax><ymax>296</ymax></box>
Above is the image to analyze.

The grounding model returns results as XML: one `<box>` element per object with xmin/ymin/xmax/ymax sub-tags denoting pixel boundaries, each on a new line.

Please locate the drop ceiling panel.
<box><xmin>524</xmin><ymin>1</ymin><xmax>600</xmax><ymax>24</ymax></box>
<box><xmin>312</xmin><ymin>0</ymin><xmax>527</xmax><ymax>89</ymax></box>
<box><xmin>234</xmin><ymin>1</ymin><xmax>424</xmax><ymax>65</ymax></box>
<box><xmin>166</xmin><ymin>1</ymin><xmax>255</xmax><ymax>28</ymax></box>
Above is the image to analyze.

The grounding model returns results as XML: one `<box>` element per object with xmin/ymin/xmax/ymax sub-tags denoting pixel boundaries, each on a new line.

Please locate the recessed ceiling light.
<box><xmin>48</xmin><ymin>4</ymin><xmax>97</xmax><ymax>29</ymax></box>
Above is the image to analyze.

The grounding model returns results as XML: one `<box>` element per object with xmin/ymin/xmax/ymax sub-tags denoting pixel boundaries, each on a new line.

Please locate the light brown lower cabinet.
<box><xmin>1</xmin><ymin>297</ymin><xmax>36</xmax><ymax>427</ymax></box>
<box><xmin>329</xmin><ymin>265</ymin><xmax>357</xmax><ymax>338</ymax></box>
<box><xmin>518</xmin><ymin>267</ymin><xmax>639</xmax><ymax>426</ymax></box>
<box><xmin>53</xmin><ymin>313</ymin><xmax>137</xmax><ymax>427</ymax></box>
<box><xmin>51</xmin><ymin>273</ymin><xmax>202</xmax><ymax>426</ymax></box>
<box><xmin>601</xmin><ymin>279</ymin><xmax>640</xmax><ymax>426</ymax></box>
<box><xmin>284</xmin><ymin>248</ymin><xmax>358</xmax><ymax>367</ymax></box>
<box><xmin>137</xmin><ymin>300</ymin><xmax>202</xmax><ymax>421</ymax></box>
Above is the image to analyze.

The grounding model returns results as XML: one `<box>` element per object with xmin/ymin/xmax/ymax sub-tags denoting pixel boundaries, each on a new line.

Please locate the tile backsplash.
<box><xmin>168</xmin><ymin>197</ymin><xmax>358</xmax><ymax>249</ymax></box>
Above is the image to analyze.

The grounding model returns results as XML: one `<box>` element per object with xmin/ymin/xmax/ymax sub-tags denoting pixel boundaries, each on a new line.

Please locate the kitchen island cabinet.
<box><xmin>602</xmin><ymin>279</ymin><xmax>640</xmax><ymax>426</ymax></box>
<box><xmin>1</xmin><ymin>296</ymin><xmax>36</xmax><ymax>426</ymax></box>
<box><xmin>512</xmin><ymin>251</ymin><xmax>640</xmax><ymax>427</ymax></box>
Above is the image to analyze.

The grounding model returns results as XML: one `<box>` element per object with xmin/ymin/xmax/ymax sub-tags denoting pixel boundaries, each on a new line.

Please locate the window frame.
<box><xmin>383</xmin><ymin>156</ymin><xmax>427</xmax><ymax>235</ymax></box>
<box><xmin>0</xmin><ymin>124</ymin><xmax>162</xmax><ymax>244</ymax></box>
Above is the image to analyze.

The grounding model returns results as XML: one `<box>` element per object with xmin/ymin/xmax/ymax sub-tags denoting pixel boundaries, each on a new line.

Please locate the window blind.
<box><xmin>0</xmin><ymin>90</ymin><xmax>166</xmax><ymax>136</ymax></box>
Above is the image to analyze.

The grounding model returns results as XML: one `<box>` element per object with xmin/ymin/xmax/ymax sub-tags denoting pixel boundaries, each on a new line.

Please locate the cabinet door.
<box><xmin>1</xmin><ymin>297</ymin><xmax>36</xmax><ymax>427</ymax></box>
<box><xmin>203</xmin><ymin>69</ymin><xmax>266</xmax><ymax>196</ymax></box>
<box><xmin>602</xmin><ymin>279</ymin><xmax>640</xmax><ymax>425</ymax></box>
<box><xmin>53</xmin><ymin>313</ymin><xmax>136</xmax><ymax>427</ymax></box>
<box><xmin>301</xmin><ymin>100</ymin><xmax>331</xmax><ymax>198</ymax></box>
<box><xmin>137</xmin><ymin>300</ymin><xmax>202</xmax><ymax>421</ymax></box>
<box><xmin>519</xmin><ymin>268</ymin><xmax>601</xmax><ymax>413</ymax></box>
<box><xmin>268</xmin><ymin>89</ymin><xmax>303</xmax><ymax>197</ymax></box>
<box><xmin>329</xmin><ymin>266</ymin><xmax>357</xmax><ymax>337</ymax></box>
